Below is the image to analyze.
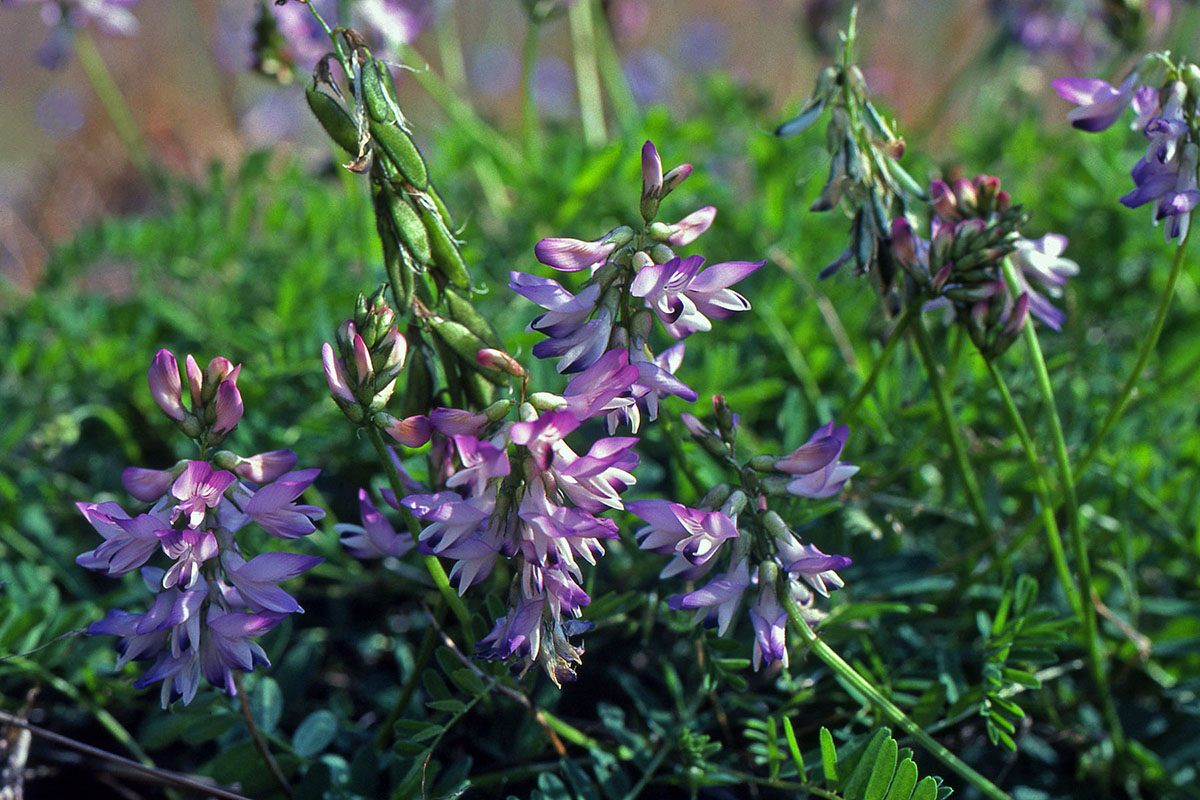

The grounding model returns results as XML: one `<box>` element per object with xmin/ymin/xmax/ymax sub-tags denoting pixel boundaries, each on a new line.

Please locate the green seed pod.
<box><xmin>305</xmin><ymin>86</ymin><xmax>360</xmax><ymax>155</ymax></box>
<box><xmin>430</xmin><ymin>317</ymin><xmax>507</xmax><ymax>384</ymax></box>
<box><xmin>400</xmin><ymin>339</ymin><xmax>434</xmax><ymax>418</ymax></box>
<box><xmin>417</xmin><ymin>204</ymin><xmax>470</xmax><ymax>289</ymax></box>
<box><xmin>361</xmin><ymin>59</ymin><xmax>398</xmax><ymax>124</ymax></box>
<box><xmin>462</xmin><ymin>367</ymin><xmax>495</xmax><ymax>408</ymax></box>
<box><xmin>445</xmin><ymin>288</ymin><xmax>502</xmax><ymax>348</ymax></box>
<box><xmin>886</xmin><ymin>159</ymin><xmax>927</xmax><ymax>200</ymax></box>
<box><xmin>369</xmin><ymin>118</ymin><xmax>428</xmax><ymax>189</ymax></box>
<box><xmin>387</xmin><ymin>192</ymin><xmax>431</xmax><ymax>264</ymax></box>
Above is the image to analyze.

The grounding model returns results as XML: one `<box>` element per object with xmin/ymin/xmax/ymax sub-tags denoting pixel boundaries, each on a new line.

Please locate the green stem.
<box><xmin>366</xmin><ymin>427</ymin><xmax>475</xmax><ymax>642</ymax></box>
<box><xmin>539</xmin><ymin>708</ymin><xmax>635</xmax><ymax>760</ymax></box>
<box><xmin>568</xmin><ymin>0</ymin><xmax>606</xmax><ymax>147</ymax></box>
<box><xmin>72</xmin><ymin>31</ymin><xmax>152</xmax><ymax>179</ymax></box>
<box><xmin>521</xmin><ymin>19</ymin><xmax>543</xmax><ymax>164</ymax></box>
<box><xmin>1075</xmin><ymin>227</ymin><xmax>1191</xmax><ymax>479</ymax></box>
<box><xmin>983</xmin><ymin>359</ymin><xmax>1082</xmax><ymax>619</ymax></box>
<box><xmin>843</xmin><ymin>303</ymin><xmax>918</xmax><ymax>424</ymax></box>
<box><xmin>233</xmin><ymin>673</ymin><xmax>292</xmax><ymax>799</ymax></box>
<box><xmin>785</xmin><ymin>604</ymin><xmax>1012</xmax><ymax>800</ymax></box>
<box><xmin>999</xmin><ymin>258</ymin><xmax>1124</xmax><ymax>753</ymax></box>
<box><xmin>591</xmin><ymin>6</ymin><xmax>638</xmax><ymax>132</ymax></box>
<box><xmin>911</xmin><ymin>318</ymin><xmax>998</xmax><ymax>543</ymax></box>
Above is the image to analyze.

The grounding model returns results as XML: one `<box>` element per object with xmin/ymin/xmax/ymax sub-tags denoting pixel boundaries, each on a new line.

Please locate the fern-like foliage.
<box><xmin>978</xmin><ymin>575</ymin><xmax>1069</xmax><ymax>750</ymax></box>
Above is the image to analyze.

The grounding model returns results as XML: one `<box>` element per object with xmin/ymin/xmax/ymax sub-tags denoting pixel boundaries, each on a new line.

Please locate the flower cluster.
<box><xmin>1053</xmin><ymin>56</ymin><xmax>1200</xmax><ymax>241</ymax></box>
<box><xmin>322</xmin><ymin>286</ymin><xmax>432</xmax><ymax>447</ymax></box>
<box><xmin>891</xmin><ymin>174</ymin><xmax>1079</xmax><ymax>357</ymax></box>
<box><xmin>510</xmin><ymin>140</ymin><xmax>763</xmax><ymax>432</ymax></box>
<box><xmin>78</xmin><ymin>350</ymin><xmax>324</xmax><ymax>706</ymax></box>
<box><xmin>631</xmin><ymin>409</ymin><xmax>854</xmax><ymax>671</ymax></box>
<box><xmin>392</xmin><ymin>351</ymin><xmax>643</xmax><ymax>685</ymax></box>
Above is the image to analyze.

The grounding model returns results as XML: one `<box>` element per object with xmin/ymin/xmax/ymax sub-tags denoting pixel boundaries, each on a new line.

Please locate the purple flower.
<box><xmin>667</xmin><ymin>558</ymin><xmax>750</xmax><ymax>636</ymax></box>
<box><xmin>244</xmin><ymin>468</ymin><xmax>324</xmax><ymax>539</ymax></box>
<box><xmin>170</xmin><ymin>461</ymin><xmax>237</xmax><ymax>528</ymax></box>
<box><xmin>321</xmin><ymin>341</ymin><xmax>356</xmax><ymax>404</ymax></box>
<box><xmin>222</xmin><ymin>551</ymin><xmax>323</xmax><ymax>613</ymax></box>
<box><xmin>1009</xmin><ymin>234</ymin><xmax>1080</xmax><ymax>331</ymax></box>
<box><xmin>776</xmin><ymin>422</ymin><xmax>859</xmax><ymax>498</ymax></box>
<box><xmin>665</xmin><ymin>206</ymin><xmax>716</xmax><ymax>246</ymax></box>
<box><xmin>121</xmin><ymin>466</ymin><xmax>177</xmax><ymax>502</ymax></box>
<box><xmin>337</xmin><ymin>488</ymin><xmax>414</xmax><ymax>559</ymax></box>
<box><xmin>76</xmin><ymin>504</ymin><xmax>162</xmax><ymax>577</ymax></box>
<box><xmin>641</xmin><ymin>140</ymin><xmax>663</xmax><ymax>199</ymax></box>
<box><xmin>476</xmin><ymin>593</ymin><xmax>545</xmax><ymax>661</ymax></box>
<box><xmin>776</xmin><ymin>532</ymin><xmax>851</xmax><ymax>597</ymax></box>
<box><xmin>1051</xmin><ymin>73</ymin><xmax>1140</xmax><ymax>133</ymax></box>
<box><xmin>445</xmin><ymin>436</ymin><xmax>511</xmax><ymax>497</ymax></box>
<box><xmin>509</xmin><ymin>272</ymin><xmax>614</xmax><ymax>373</ymax></box>
<box><xmin>630</xmin><ymin>255</ymin><xmax>764</xmax><ymax>339</ymax></box>
<box><xmin>211</xmin><ymin>380</ymin><xmax>243</xmax><ymax>436</ymax></box>
<box><xmin>628</xmin><ymin>499</ymin><xmax>739</xmax><ymax>576</ymax></box>
<box><xmin>403</xmin><ymin>491</ymin><xmax>492</xmax><ymax>554</ymax></box>
<box><xmin>232</xmin><ymin>450</ymin><xmax>298</xmax><ymax>484</ymax></box>
<box><xmin>157</xmin><ymin>528</ymin><xmax>219</xmax><ymax>589</ymax></box>
<box><xmin>748</xmin><ymin>582</ymin><xmax>788</xmax><ymax>671</ymax></box>
<box><xmin>535</xmin><ymin>234</ymin><xmax>619</xmax><ymax>273</ymax></box>
<box><xmin>561</xmin><ymin>349</ymin><xmax>641</xmax><ymax>423</ymax></box>
<box><xmin>201</xmin><ymin>610</ymin><xmax>282</xmax><ymax>695</ymax></box>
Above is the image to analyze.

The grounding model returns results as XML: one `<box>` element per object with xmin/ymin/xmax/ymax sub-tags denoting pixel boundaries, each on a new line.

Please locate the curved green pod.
<box><xmin>369</xmin><ymin>118</ymin><xmax>428</xmax><ymax>189</ymax></box>
<box><xmin>305</xmin><ymin>86</ymin><xmax>360</xmax><ymax>155</ymax></box>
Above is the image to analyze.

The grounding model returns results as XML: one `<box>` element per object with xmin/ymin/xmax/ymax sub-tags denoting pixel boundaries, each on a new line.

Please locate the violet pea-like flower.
<box><xmin>631</xmin><ymin>255</ymin><xmax>764</xmax><ymax>339</ymax></box>
<box><xmin>244</xmin><ymin>468</ymin><xmax>324</xmax><ymax>539</ymax></box>
<box><xmin>170</xmin><ymin>461</ymin><xmax>237</xmax><ymax>528</ymax></box>
<box><xmin>222</xmin><ymin>551</ymin><xmax>323</xmax><ymax>614</ymax></box>
<box><xmin>336</xmin><ymin>488</ymin><xmax>414</xmax><ymax>559</ymax></box>
<box><xmin>776</xmin><ymin>422</ymin><xmax>859</xmax><ymax>498</ymax></box>
<box><xmin>627</xmin><ymin>499</ymin><xmax>739</xmax><ymax>575</ymax></box>
<box><xmin>667</xmin><ymin>558</ymin><xmax>751</xmax><ymax>636</ymax></box>
<box><xmin>201</xmin><ymin>610</ymin><xmax>282</xmax><ymax>695</ymax></box>
<box><xmin>148</xmin><ymin>349</ymin><xmax>185</xmax><ymax>421</ymax></box>
<box><xmin>1051</xmin><ymin>73</ymin><xmax>1140</xmax><ymax>132</ymax></box>
<box><xmin>75</xmin><ymin>503</ymin><xmax>162</xmax><ymax>577</ymax></box>
<box><xmin>534</xmin><ymin>235</ymin><xmax>619</xmax><ymax>273</ymax></box>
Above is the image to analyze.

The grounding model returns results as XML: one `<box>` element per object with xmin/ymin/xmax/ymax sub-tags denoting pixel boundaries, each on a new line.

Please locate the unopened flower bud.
<box><xmin>377</xmin><ymin>327</ymin><xmax>408</xmax><ymax>381</ymax></box>
<box><xmin>952</xmin><ymin>178</ymin><xmax>978</xmax><ymax>215</ymax></box>
<box><xmin>647</xmin><ymin>222</ymin><xmax>673</xmax><ymax>241</ymax></box>
<box><xmin>698</xmin><ymin>483</ymin><xmax>732</xmax><ymax>510</ymax></box>
<box><xmin>641</xmin><ymin>140</ymin><xmax>663</xmax><ymax>199</ymax></box>
<box><xmin>370</xmin><ymin>377</ymin><xmax>397</xmax><ymax>412</ymax></box>
<box><xmin>661</xmin><ymin>163</ymin><xmax>693</xmax><ymax>196</ymax></box>
<box><xmin>203</xmin><ymin>357</ymin><xmax>239</xmax><ymax>404</ymax></box>
<box><xmin>650</xmin><ymin>244</ymin><xmax>675</xmax><ymax>263</ymax></box>
<box><xmin>321</xmin><ymin>342</ymin><xmax>356</xmax><ymax>404</ymax></box>
<box><xmin>712</xmin><ymin>395</ymin><xmax>738</xmax><ymax>442</ymax></box>
<box><xmin>352</xmin><ymin>334</ymin><xmax>374</xmax><ymax>388</ymax></box>
<box><xmin>528</xmin><ymin>391</ymin><xmax>565</xmax><ymax>411</ymax></box>
<box><xmin>122</xmin><ymin>465</ymin><xmax>178</xmax><ymax>502</ymax></box>
<box><xmin>148</xmin><ymin>350</ymin><xmax>185</xmax><ymax>422</ymax></box>
<box><xmin>632</xmin><ymin>250</ymin><xmax>654</xmax><ymax>270</ymax></box>
<box><xmin>631</xmin><ymin>309</ymin><xmax>654</xmax><ymax>340</ymax></box>
<box><xmin>184</xmin><ymin>354</ymin><xmax>204</xmax><ymax>411</ymax></box>
<box><xmin>484</xmin><ymin>398</ymin><xmax>514</xmax><ymax>421</ymax></box>
<box><xmin>930</xmin><ymin>180</ymin><xmax>958</xmax><ymax>222</ymax></box>
<box><xmin>518</xmin><ymin>402</ymin><xmax>538</xmax><ymax>422</ymax></box>
<box><xmin>748</xmin><ymin>455</ymin><xmax>779</xmax><ymax>472</ymax></box>
<box><xmin>761</xmin><ymin>510</ymin><xmax>789</xmax><ymax>539</ymax></box>
<box><xmin>720</xmin><ymin>489</ymin><xmax>748</xmax><ymax>519</ymax></box>
<box><xmin>477</xmin><ymin>348</ymin><xmax>526</xmax><ymax>377</ymax></box>
<box><xmin>375</xmin><ymin>412</ymin><xmax>432</xmax><ymax>447</ymax></box>
<box><xmin>210</xmin><ymin>380</ymin><xmax>243</xmax><ymax>437</ymax></box>
<box><xmin>231</xmin><ymin>449</ymin><xmax>298</xmax><ymax>483</ymax></box>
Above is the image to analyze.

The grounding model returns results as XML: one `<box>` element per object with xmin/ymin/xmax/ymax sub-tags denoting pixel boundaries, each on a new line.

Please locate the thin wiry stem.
<box><xmin>0</xmin><ymin>710</ymin><xmax>251</xmax><ymax>800</ymax></box>
<box><xmin>1000</xmin><ymin>257</ymin><xmax>1125</xmax><ymax>754</ymax></box>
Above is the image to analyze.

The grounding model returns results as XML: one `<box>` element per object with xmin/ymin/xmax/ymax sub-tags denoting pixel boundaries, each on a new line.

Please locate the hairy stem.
<box><xmin>999</xmin><ymin>258</ymin><xmax>1125</xmax><ymax>752</ymax></box>
<box><xmin>785</xmin><ymin>603</ymin><xmax>1012</xmax><ymax>800</ymax></box>
<box><xmin>366</xmin><ymin>426</ymin><xmax>476</xmax><ymax>641</ymax></box>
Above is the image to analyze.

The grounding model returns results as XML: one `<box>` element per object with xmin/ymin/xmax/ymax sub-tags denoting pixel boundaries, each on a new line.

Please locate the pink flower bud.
<box><xmin>929</xmin><ymin>180</ymin><xmax>959</xmax><ymax>222</ymax></box>
<box><xmin>322</xmin><ymin>342</ymin><xmax>356</xmax><ymax>404</ymax></box>
<box><xmin>890</xmin><ymin>218</ymin><xmax>917</xmax><ymax>264</ymax></box>
<box><xmin>352</xmin><ymin>333</ymin><xmax>374</xmax><ymax>387</ymax></box>
<box><xmin>477</xmin><ymin>348</ymin><xmax>527</xmax><ymax>377</ymax></box>
<box><xmin>534</xmin><ymin>237</ymin><xmax>618</xmax><ymax>273</ymax></box>
<box><xmin>951</xmin><ymin>178</ymin><xmax>977</xmax><ymax>213</ymax></box>
<box><xmin>641</xmin><ymin>140</ymin><xmax>663</xmax><ymax>198</ymax></box>
<box><xmin>148</xmin><ymin>349</ymin><xmax>185</xmax><ymax>422</ymax></box>
<box><xmin>380</xmin><ymin>327</ymin><xmax>407</xmax><ymax>374</ymax></box>
<box><xmin>667</xmin><ymin>206</ymin><xmax>716</xmax><ymax>246</ymax></box>
<box><xmin>234</xmin><ymin>450</ymin><xmax>298</xmax><ymax>483</ymax></box>
<box><xmin>185</xmin><ymin>354</ymin><xmax>204</xmax><ymax>411</ymax></box>
<box><xmin>662</xmin><ymin>163</ymin><xmax>693</xmax><ymax>195</ymax></box>
<box><xmin>211</xmin><ymin>380</ymin><xmax>243</xmax><ymax>435</ymax></box>
<box><xmin>378</xmin><ymin>413</ymin><xmax>432</xmax><ymax>447</ymax></box>
<box><xmin>122</xmin><ymin>466</ymin><xmax>176</xmax><ymax>502</ymax></box>
<box><xmin>205</xmin><ymin>356</ymin><xmax>239</xmax><ymax>389</ymax></box>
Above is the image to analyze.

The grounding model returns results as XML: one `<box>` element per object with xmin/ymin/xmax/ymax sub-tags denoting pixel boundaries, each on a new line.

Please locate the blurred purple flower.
<box><xmin>776</xmin><ymin>421</ymin><xmax>858</xmax><ymax>499</ymax></box>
